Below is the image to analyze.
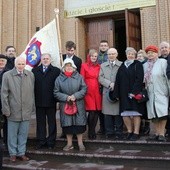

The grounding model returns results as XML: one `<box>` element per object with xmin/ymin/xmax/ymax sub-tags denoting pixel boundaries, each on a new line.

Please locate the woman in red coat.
<box><xmin>81</xmin><ymin>49</ymin><xmax>102</xmax><ymax>139</ymax></box>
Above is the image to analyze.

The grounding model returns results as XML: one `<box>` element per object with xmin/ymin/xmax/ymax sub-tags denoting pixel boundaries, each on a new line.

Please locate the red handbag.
<box><xmin>64</xmin><ymin>101</ymin><xmax>78</xmax><ymax>115</ymax></box>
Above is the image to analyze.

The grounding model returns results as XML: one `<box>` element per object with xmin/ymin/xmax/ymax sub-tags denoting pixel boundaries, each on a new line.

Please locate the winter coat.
<box><xmin>99</xmin><ymin>60</ymin><xmax>122</xmax><ymax>115</ymax></box>
<box><xmin>143</xmin><ymin>58</ymin><xmax>170</xmax><ymax>119</ymax></box>
<box><xmin>0</xmin><ymin>67</ymin><xmax>9</xmax><ymax>114</ymax></box>
<box><xmin>53</xmin><ymin>71</ymin><xmax>87</xmax><ymax>127</ymax></box>
<box><xmin>80</xmin><ymin>61</ymin><xmax>102</xmax><ymax>111</ymax></box>
<box><xmin>1</xmin><ymin>68</ymin><xmax>35</xmax><ymax>121</ymax></box>
<box><xmin>115</xmin><ymin>60</ymin><xmax>144</xmax><ymax>114</ymax></box>
<box><xmin>32</xmin><ymin>64</ymin><xmax>60</xmax><ymax>107</ymax></box>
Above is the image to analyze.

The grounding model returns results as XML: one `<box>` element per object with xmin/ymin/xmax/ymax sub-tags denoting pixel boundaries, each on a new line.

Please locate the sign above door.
<box><xmin>64</xmin><ymin>0</ymin><xmax>156</xmax><ymax>18</ymax></box>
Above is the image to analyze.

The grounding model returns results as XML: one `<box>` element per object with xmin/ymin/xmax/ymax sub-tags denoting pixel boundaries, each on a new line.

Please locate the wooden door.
<box><xmin>125</xmin><ymin>9</ymin><xmax>141</xmax><ymax>50</ymax></box>
<box><xmin>86</xmin><ymin>19</ymin><xmax>114</xmax><ymax>53</ymax></box>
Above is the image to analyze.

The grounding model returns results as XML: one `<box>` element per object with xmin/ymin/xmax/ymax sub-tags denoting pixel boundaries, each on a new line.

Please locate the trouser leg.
<box><xmin>3</xmin><ymin>116</ymin><xmax>7</xmax><ymax>145</ymax></box>
<box><xmin>0</xmin><ymin>143</ymin><xmax>2</xmax><ymax>170</ymax></box>
<box><xmin>104</xmin><ymin>115</ymin><xmax>114</xmax><ymax>135</ymax></box>
<box><xmin>114</xmin><ymin>115</ymin><xmax>123</xmax><ymax>135</ymax></box>
<box><xmin>46</xmin><ymin>107</ymin><xmax>56</xmax><ymax>147</ymax></box>
<box><xmin>17</xmin><ymin>121</ymin><xmax>29</xmax><ymax>156</ymax></box>
<box><xmin>8</xmin><ymin>120</ymin><xmax>19</xmax><ymax>156</ymax></box>
<box><xmin>36</xmin><ymin>107</ymin><xmax>47</xmax><ymax>145</ymax></box>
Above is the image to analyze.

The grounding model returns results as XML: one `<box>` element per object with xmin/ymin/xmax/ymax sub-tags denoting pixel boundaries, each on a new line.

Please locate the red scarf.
<box><xmin>64</xmin><ymin>71</ymin><xmax>73</xmax><ymax>77</ymax></box>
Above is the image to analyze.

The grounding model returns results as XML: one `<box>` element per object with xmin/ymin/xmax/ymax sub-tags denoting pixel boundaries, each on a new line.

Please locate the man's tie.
<box><xmin>43</xmin><ymin>67</ymin><xmax>47</xmax><ymax>72</ymax></box>
<box><xmin>18</xmin><ymin>71</ymin><xmax>23</xmax><ymax>77</ymax></box>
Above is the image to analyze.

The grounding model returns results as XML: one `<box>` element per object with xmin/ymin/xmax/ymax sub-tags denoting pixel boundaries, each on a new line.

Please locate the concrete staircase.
<box><xmin>2</xmin><ymin>136</ymin><xmax>170</xmax><ymax>170</ymax></box>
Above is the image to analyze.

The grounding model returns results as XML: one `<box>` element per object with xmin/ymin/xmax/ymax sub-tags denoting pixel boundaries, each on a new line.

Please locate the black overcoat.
<box><xmin>115</xmin><ymin>60</ymin><xmax>144</xmax><ymax>114</ymax></box>
<box><xmin>32</xmin><ymin>64</ymin><xmax>60</xmax><ymax>107</ymax></box>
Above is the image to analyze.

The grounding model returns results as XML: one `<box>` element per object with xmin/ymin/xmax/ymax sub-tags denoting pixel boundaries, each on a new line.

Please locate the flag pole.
<box><xmin>54</xmin><ymin>8</ymin><xmax>63</xmax><ymax>67</ymax></box>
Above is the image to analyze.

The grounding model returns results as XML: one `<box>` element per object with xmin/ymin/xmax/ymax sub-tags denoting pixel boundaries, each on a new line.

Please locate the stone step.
<box><xmin>28</xmin><ymin>136</ymin><xmax>170</xmax><ymax>151</ymax></box>
<box><xmin>3</xmin><ymin>137</ymin><xmax>170</xmax><ymax>169</ymax></box>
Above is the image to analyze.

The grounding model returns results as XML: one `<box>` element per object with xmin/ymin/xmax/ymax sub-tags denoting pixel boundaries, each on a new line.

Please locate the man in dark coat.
<box><xmin>97</xmin><ymin>40</ymin><xmax>109</xmax><ymax>135</ymax></box>
<box><xmin>32</xmin><ymin>53</ymin><xmax>60</xmax><ymax>149</ymax></box>
<box><xmin>62</xmin><ymin>41</ymin><xmax>82</xmax><ymax>73</ymax></box>
<box><xmin>159</xmin><ymin>41</ymin><xmax>170</xmax><ymax>137</ymax></box>
<box><xmin>0</xmin><ymin>54</ymin><xmax>8</xmax><ymax>168</ymax></box>
<box><xmin>1</xmin><ymin>46</ymin><xmax>16</xmax><ymax>147</ymax></box>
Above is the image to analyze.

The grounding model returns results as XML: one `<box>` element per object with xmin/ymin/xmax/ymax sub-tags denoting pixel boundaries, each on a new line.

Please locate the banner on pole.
<box><xmin>20</xmin><ymin>19</ymin><xmax>60</xmax><ymax>70</ymax></box>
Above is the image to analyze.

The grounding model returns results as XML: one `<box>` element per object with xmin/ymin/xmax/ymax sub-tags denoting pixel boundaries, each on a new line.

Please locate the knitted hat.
<box><xmin>62</xmin><ymin>58</ymin><xmax>77</xmax><ymax>69</ymax></box>
<box><xmin>145</xmin><ymin>45</ymin><xmax>158</xmax><ymax>53</ymax></box>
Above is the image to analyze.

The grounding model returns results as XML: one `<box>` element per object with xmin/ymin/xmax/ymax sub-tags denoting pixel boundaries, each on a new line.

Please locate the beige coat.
<box><xmin>1</xmin><ymin>68</ymin><xmax>35</xmax><ymax>121</ymax></box>
<box><xmin>99</xmin><ymin>60</ymin><xmax>122</xmax><ymax>115</ymax></box>
<box><xmin>143</xmin><ymin>59</ymin><xmax>170</xmax><ymax>119</ymax></box>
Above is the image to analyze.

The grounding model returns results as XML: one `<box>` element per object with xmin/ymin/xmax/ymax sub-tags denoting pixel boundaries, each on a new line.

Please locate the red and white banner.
<box><xmin>20</xmin><ymin>19</ymin><xmax>60</xmax><ymax>70</ymax></box>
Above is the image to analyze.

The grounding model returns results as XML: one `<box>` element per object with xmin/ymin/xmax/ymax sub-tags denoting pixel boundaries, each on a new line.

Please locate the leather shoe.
<box><xmin>88</xmin><ymin>134</ymin><xmax>96</xmax><ymax>140</ymax></box>
<box><xmin>105</xmin><ymin>134</ymin><xmax>114</xmax><ymax>139</ymax></box>
<box><xmin>35</xmin><ymin>144</ymin><xmax>46</xmax><ymax>150</ymax></box>
<box><xmin>48</xmin><ymin>145</ymin><xmax>54</xmax><ymax>149</ymax></box>
<box><xmin>97</xmin><ymin>129</ymin><xmax>105</xmax><ymax>135</ymax></box>
<box><xmin>10</xmin><ymin>156</ymin><xmax>16</xmax><ymax>162</ymax></box>
<box><xmin>17</xmin><ymin>155</ymin><xmax>29</xmax><ymax>161</ymax></box>
<box><xmin>60</xmin><ymin>133</ymin><xmax>66</xmax><ymax>138</ymax></box>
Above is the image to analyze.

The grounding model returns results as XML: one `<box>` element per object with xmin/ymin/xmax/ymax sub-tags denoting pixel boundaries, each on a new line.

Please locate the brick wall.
<box><xmin>140</xmin><ymin>0</ymin><xmax>170</xmax><ymax>49</ymax></box>
<box><xmin>0</xmin><ymin>0</ymin><xmax>64</xmax><ymax>56</ymax></box>
<box><xmin>140</xmin><ymin>7</ymin><xmax>158</xmax><ymax>48</ymax></box>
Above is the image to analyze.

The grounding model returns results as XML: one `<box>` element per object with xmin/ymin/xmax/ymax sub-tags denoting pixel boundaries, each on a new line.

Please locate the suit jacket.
<box><xmin>63</xmin><ymin>54</ymin><xmax>82</xmax><ymax>73</ymax></box>
<box><xmin>32</xmin><ymin>64</ymin><xmax>60</xmax><ymax>107</ymax></box>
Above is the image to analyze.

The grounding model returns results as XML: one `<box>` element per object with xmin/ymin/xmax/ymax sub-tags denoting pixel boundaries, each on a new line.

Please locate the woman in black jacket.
<box><xmin>114</xmin><ymin>47</ymin><xmax>144</xmax><ymax>141</ymax></box>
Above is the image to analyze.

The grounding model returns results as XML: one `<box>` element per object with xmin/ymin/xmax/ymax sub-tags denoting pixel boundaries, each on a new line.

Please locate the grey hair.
<box><xmin>137</xmin><ymin>49</ymin><xmax>147</xmax><ymax>57</ymax></box>
<box><xmin>41</xmin><ymin>53</ymin><xmax>51</xmax><ymax>58</ymax></box>
<box><xmin>107</xmin><ymin>48</ymin><xmax>118</xmax><ymax>54</ymax></box>
<box><xmin>14</xmin><ymin>56</ymin><xmax>26</xmax><ymax>65</ymax></box>
<box><xmin>125</xmin><ymin>47</ymin><xmax>137</xmax><ymax>55</ymax></box>
<box><xmin>159</xmin><ymin>41</ymin><xmax>170</xmax><ymax>49</ymax></box>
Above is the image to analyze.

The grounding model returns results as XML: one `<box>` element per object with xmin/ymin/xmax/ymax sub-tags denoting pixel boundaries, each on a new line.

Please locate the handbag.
<box><xmin>137</xmin><ymin>88</ymin><xmax>149</xmax><ymax>103</ymax></box>
<box><xmin>64</xmin><ymin>101</ymin><xmax>78</xmax><ymax>115</ymax></box>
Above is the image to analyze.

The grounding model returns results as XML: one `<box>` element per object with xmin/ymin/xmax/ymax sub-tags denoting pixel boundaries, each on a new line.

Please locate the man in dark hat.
<box><xmin>0</xmin><ymin>54</ymin><xmax>8</xmax><ymax>169</ymax></box>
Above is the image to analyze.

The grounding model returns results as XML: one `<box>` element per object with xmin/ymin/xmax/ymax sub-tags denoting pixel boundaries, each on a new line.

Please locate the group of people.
<box><xmin>0</xmin><ymin>40</ymin><xmax>170</xmax><ymax>165</ymax></box>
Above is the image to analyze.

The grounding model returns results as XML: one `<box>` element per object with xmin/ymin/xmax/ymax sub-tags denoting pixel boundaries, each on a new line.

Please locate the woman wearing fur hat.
<box><xmin>144</xmin><ymin>45</ymin><xmax>169</xmax><ymax>142</ymax></box>
<box><xmin>54</xmin><ymin>58</ymin><xmax>87</xmax><ymax>151</ymax></box>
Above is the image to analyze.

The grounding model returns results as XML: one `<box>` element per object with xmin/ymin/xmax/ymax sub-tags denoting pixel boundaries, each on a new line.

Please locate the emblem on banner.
<box><xmin>25</xmin><ymin>38</ymin><xmax>42</xmax><ymax>67</ymax></box>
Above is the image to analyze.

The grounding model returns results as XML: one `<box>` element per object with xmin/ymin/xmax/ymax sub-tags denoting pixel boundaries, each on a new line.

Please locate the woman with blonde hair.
<box><xmin>81</xmin><ymin>49</ymin><xmax>102</xmax><ymax>139</ymax></box>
